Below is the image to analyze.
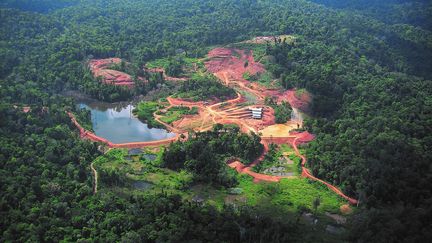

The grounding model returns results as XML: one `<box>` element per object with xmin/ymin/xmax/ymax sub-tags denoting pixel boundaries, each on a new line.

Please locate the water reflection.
<box><xmin>78</xmin><ymin>101</ymin><xmax>175</xmax><ymax>144</ymax></box>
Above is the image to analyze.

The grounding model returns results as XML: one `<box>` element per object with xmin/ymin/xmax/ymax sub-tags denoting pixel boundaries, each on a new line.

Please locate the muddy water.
<box><xmin>78</xmin><ymin>101</ymin><xmax>175</xmax><ymax>144</ymax></box>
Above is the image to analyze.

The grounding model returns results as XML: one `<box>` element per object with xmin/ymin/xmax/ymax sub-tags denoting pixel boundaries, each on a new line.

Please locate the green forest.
<box><xmin>1</xmin><ymin>0</ymin><xmax>431</xmax><ymax>242</ymax></box>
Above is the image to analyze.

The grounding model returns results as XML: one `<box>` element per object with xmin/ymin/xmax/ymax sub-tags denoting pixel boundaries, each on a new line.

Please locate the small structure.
<box><xmin>248</xmin><ymin>107</ymin><xmax>263</xmax><ymax>119</ymax></box>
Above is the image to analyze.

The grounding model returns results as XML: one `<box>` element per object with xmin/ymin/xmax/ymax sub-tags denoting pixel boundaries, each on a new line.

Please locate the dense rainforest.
<box><xmin>162</xmin><ymin>125</ymin><xmax>263</xmax><ymax>187</ymax></box>
<box><xmin>1</xmin><ymin>0</ymin><xmax>431</xmax><ymax>242</ymax></box>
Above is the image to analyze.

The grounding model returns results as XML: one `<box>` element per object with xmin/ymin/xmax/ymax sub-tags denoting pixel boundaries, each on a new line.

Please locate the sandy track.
<box><xmin>291</xmin><ymin>133</ymin><xmax>359</xmax><ymax>205</ymax></box>
<box><xmin>204</xmin><ymin>48</ymin><xmax>357</xmax><ymax>204</ymax></box>
<box><xmin>90</xmin><ymin>162</ymin><xmax>98</xmax><ymax>194</ymax></box>
<box><xmin>227</xmin><ymin>131</ymin><xmax>358</xmax><ymax>205</ymax></box>
<box><xmin>227</xmin><ymin>136</ymin><xmax>294</xmax><ymax>183</ymax></box>
<box><xmin>68</xmin><ymin>46</ymin><xmax>357</xmax><ymax>205</ymax></box>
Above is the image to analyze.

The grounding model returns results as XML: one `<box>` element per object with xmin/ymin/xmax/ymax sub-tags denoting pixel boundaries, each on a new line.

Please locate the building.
<box><xmin>250</xmin><ymin>108</ymin><xmax>263</xmax><ymax>119</ymax></box>
<box><xmin>248</xmin><ymin>107</ymin><xmax>263</xmax><ymax>119</ymax></box>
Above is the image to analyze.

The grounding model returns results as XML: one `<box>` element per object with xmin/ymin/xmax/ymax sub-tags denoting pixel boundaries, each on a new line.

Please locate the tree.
<box><xmin>313</xmin><ymin>196</ymin><xmax>321</xmax><ymax>215</ymax></box>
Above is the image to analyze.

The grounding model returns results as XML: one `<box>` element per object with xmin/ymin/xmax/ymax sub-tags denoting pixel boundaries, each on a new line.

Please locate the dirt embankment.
<box><xmin>227</xmin><ymin>130</ymin><xmax>358</xmax><ymax>205</ymax></box>
<box><xmin>289</xmin><ymin>132</ymin><xmax>358</xmax><ymax>205</ymax></box>
<box><xmin>67</xmin><ymin>111</ymin><xmax>181</xmax><ymax>148</ymax></box>
<box><xmin>206</xmin><ymin>48</ymin><xmax>266</xmax><ymax>80</ymax></box>
<box><xmin>89</xmin><ymin>58</ymin><xmax>189</xmax><ymax>87</ymax></box>
<box><xmin>203</xmin><ymin>47</ymin><xmax>356</xmax><ymax>204</ymax></box>
<box><xmin>89</xmin><ymin>58</ymin><xmax>136</xmax><ymax>87</ymax></box>
<box><xmin>70</xmin><ymin>46</ymin><xmax>356</xmax><ymax>205</ymax></box>
<box><xmin>204</xmin><ymin>47</ymin><xmax>311</xmax><ymax>111</ymax></box>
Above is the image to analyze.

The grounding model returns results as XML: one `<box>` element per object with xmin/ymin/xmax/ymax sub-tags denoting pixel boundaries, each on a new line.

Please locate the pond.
<box><xmin>78</xmin><ymin>101</ymin><xmax>175</xmax><ymax>144</ymax></box>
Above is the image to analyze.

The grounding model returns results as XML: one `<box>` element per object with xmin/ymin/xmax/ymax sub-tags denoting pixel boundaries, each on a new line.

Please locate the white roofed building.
<box><xmin>249</xmin><ymin>107</ymin><xmax>263</xmax><ymax>119</ymax></box>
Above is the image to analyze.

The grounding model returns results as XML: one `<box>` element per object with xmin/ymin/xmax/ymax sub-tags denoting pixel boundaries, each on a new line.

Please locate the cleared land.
<box><xmin>71</xmin><ymin>39</ymin><xmax>357</xmax><ymax>206</ymax></box>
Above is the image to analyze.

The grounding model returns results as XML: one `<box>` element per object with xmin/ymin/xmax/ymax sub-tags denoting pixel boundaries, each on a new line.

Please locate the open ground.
<box><xmin>70</xmin><ymin>42</ymin><xmax>357</xmax><ymax>206</ymax></box>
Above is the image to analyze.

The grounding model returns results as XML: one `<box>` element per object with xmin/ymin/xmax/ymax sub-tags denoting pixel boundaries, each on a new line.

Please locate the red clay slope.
<box><xmin>204</xmin><ymin>47</ymin><xmax>356</xmax><ymax>204</ymax></box>
<box><xmin>89</xmin><ymin>58</ymin><xmax>135</xmax><ymax>87</ymax></box>
<box><xmin>277</xmin><ymin>89</ymin><xmax>312</xmax><ymax>111</ymax></box>
<box><xmin>206</xmin><ymin>48</ymin><xmax>266</xmax><ymax>80</ymax></box>
<box><xmin>205</xmin><ymin>47</ymin><xmax>311</xmax><ymax>111</ymax></box>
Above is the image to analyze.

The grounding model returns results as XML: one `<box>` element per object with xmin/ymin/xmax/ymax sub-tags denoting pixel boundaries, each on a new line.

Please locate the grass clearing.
<box><xmin>229</xmin><ymin>42</ymin><xmax>267</xmax><ymax>61</ymax></box>
<box><xmin>94</xmin><ymin>148</ymin><xmax>193</xmax><ymax>194</ymax></box>
<box><xmin>248</xmin><ymin>71</ymin><xmax>280</xmax><ymax>89</ymax></box>
<box><xmin>146</xmin><ymin>58</ymin><xmax>171</xmax><ymax>69</ymax></box>
<box><xmin>160</xmin><ymin>106</ymin><xmax>198</xmax><ymax>124</ymax></box>
<box><xmin>94</xmin><ymin>146</ymin><xmax>344</xmax><ymax>216</ymax></box>
<box><xmin>237</xmin><ymin>175</ymin><xmax>344</xmax><ymax>214</ymax></box>
<box><xmin>146</xmin><ymin>55</ymin><xmax>205</xmax><ymax>74</ymax></box>
<box><xmin>133</xmin><ymin>101</ymin><xmax>164</xmax><ymax>128</ymax></box>
<box><xmin>253</xmin><ymin>144</ymin><xmax>302</xmax><ymax>175</ymax></box>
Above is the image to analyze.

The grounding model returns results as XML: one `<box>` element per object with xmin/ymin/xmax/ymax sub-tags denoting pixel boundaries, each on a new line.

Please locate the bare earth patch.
<box><xmin>89</xmin><ymin>58</ymin><xmax>136</xmax><ymax>87</ymax></box>
<box><xmin>71</xmin><ymin>45</ymin><xmax>358</xmax><ymax>206</ymax></box>
<box><xmin>259</xmin><ymin>122</ymin><xmax>298</xmax><ymax>138</ymax></box>
<box><xmin>340</xmin><ymin>204</ymin><xmax>354</xmax><ymax>215</ymax></box>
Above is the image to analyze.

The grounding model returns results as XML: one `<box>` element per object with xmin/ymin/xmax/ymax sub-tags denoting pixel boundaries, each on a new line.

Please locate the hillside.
<box><xmin>1</xmin><ymin>0</ymin><xmax>431</xmax><ymax>242</ymax></box>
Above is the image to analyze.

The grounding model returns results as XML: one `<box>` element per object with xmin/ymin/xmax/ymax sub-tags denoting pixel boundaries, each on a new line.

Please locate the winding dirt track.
<box><xmin>68</xmin><ymin>47</ymin><xmax>358</xmax><ymax>204</ymax></box>
<box><xmin>227</xmin><ymin>141</ymin><xmax>288</xmax><ymax>182</ymax></box>
<box><xmin>293</xmin><ymin>136</ymin><xmax>359</xmax><ymax>205</ymax></box>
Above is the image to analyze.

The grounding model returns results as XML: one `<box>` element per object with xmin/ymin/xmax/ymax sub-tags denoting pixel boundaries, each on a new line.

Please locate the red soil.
<box><xmin>227</xmin><ymin>141</ymin><xmax>282</xmax><ymax>182</ymax></box>
<box><xmin>290</xmin><ymin>132</ymin><xmax>358</xmax><ymax>205</ymax></box>
<box><xmin>67</xmin><ymin>112</ymin><xmax>180</xmax><ymax>148</ymax></box>
<box><xmin>203</xmin><ymin>47</ymin><xmax>356</xmax><ymax>204</ymax></box>
<box><xmin>89</xmin><ymin>58</ymin><xmax>136</xmax><ymax>87</ymax></box>
<box><xmin>69</xmin><ymin>107</ymin><xmax>357</xmax><ymax>204</ymax></box>
<box><xmin>277</xmin><ymin>89</ymin><xmax>312</xmax><ymax>111</ymax></box>
<box><xmin>340</xmin><ymin>204</ymin><xmax>354</xmax><ymax>214</ymax></box>
<box><xmin>206</xmin><ymin>48</ymin><xmax>266</xmax><ymax>79</ymax></box>
<box><xmin>205</xmin><ymin>47</ymin><xmax>312</xmax><ymax>110</ymax></box>
<box><xmin>68</xmin><ymin>46</ymin><xmax>356</xmax><ymax>205</ymax></box>
<box><xmin>227</xmin><ymin>130</ymin><xmax>358</xmax><ymax>205</ymax></box>
<box><xmin>166</xmin><ymin>97</ymin><xmax>206</xmax><ymax>107</ymax></box>
<box><xmin>165</xmin><ymin>93</ymin><xmax>273</xmax><ymax>133</ymax></box>
<box><xmin>261</xmin><ymin>136</ymin><xmax>296</xmax><ymax>145</ymax></box>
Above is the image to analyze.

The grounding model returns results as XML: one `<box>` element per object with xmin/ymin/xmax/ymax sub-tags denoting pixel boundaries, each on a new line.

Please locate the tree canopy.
<box><xmin>1</xmin><ymin>0</ymin><xmax>431</xmax><ymax>241</ymax></box>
